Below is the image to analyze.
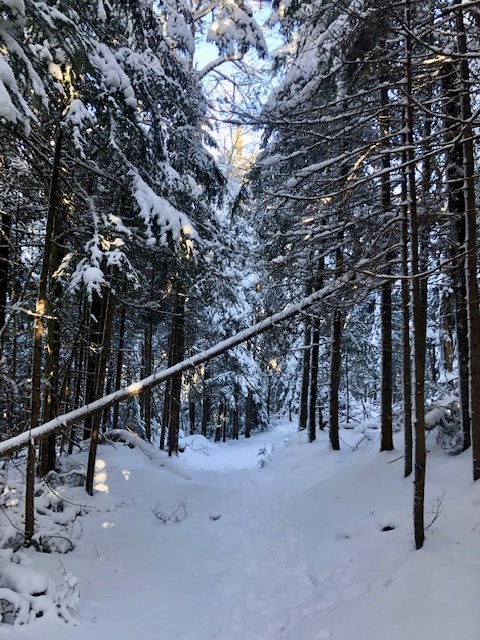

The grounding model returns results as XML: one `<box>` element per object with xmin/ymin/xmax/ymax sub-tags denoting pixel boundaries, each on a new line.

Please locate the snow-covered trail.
<box><xmin>6</xmin><ymin>420</ymin><xmax>480</xmax><ymax>640</ymax></box>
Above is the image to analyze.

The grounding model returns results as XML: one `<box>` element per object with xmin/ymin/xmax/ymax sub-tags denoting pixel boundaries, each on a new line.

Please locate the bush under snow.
<box><xmin>0</xmin><ymin>549</ymin><xmax>79</xmax><ymax>625</ymax></box>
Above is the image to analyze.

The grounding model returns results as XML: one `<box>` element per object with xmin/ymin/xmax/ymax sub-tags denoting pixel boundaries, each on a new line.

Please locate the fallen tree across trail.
<box><xmin>0</xmin><ymin>275</ymin><xmax>351</xmax><ymax>459</ymax></box>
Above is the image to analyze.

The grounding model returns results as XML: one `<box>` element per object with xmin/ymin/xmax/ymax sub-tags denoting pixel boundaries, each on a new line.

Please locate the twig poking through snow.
<box><xmin>152</xmin><ymin>500</ymin><xmax>189</xmax><ymax>525</ymax></box>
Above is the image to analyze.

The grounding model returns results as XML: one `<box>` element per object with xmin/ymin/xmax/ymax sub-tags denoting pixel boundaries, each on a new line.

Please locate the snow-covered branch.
<box><xmin>0</xmin><ymin>276</ymin><xmax>351</xmax><ymax>458</ymax></box>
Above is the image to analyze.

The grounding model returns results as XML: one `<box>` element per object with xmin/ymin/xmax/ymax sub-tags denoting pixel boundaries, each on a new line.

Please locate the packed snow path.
<box><xmin>6</xmin><ymin>420</ymin><xmax>480</xmax><ymax>640</ymax></box>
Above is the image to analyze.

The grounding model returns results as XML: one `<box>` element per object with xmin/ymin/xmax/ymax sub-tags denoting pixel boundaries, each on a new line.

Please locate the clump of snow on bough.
<box><xmin>0</xmin><ymin>549</ymin><xmax>79</xmax><ymax>625</ymax></box>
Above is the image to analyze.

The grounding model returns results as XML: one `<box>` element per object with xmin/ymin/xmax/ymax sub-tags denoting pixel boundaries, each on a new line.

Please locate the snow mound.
<box><xmin>0</xmin><ymin>550</ymin><xmax>79</xmax><ymax>625</ymax></box>
<box><xmin>183</xmin><ymin>434</ymin><xmax>214</xmax><ymax>456</ymax></box>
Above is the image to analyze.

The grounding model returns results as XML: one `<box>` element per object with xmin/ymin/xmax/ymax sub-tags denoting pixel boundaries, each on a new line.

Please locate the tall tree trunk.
<box><xmin>380</xmin><ymin>84</ymin><xmax>394</xmax><ymax>452</ymax></box>
<box><xmin>30</xmin><ymin>129</ymin><xmax>63</xmax><ymax>448</ymax></box>
<box><xmin>308</xmin><ymin>314</ymin><xmax>320</xmax><ymax>443</ymax></box>
<box><xmin>168</xmin><ymin>281</ymin><xmax>185</xmax><ymax>456</ymax></box>
<box><xmin>189</xmin><ymin>397</ymin><xmax>196</xmax><ymax>435</ymax></box>
<box><xmin>245</xmin><ymin>389</ymin><xmax>253</xmax><ymax>438</ymax></box>
<box><xmin>83</xmin><ymin>293</ymin><xmax>104</xmax><ymax>440</ymax></box>
<box><xmin>0</xmin><ymin>211</ymin><xmax>11</xmax><ymax>349</ymax></box>
<box><xmin>401</xmin><ymin>127</ymin><xmax>413</xmax><ymax>478</ymax></box>
<box><xmin>39</xmin><ymin>216</ymin><xmax>67</xmax><ymax>475</ymax></box>
<box><xmin>443</xmin><ymin>59</ymin><xmax>470</xmax><ymax>451</ymax></box>
<box><xmin>86</xmin><ymin>286</ymin><xmax>115</xmax><ymax>495</ymax></box>
<box><xmin>232</xmin><ymin>386</ymin><xmax>239</xmax><ymax>440</ymax></box>
<box><xmin>112</xmin><ymin>291</ymin><xmax>127</xmax><ymax>434</ymax></box>
<box><xmin>329</xmin><ymin>307</ymin><xmax>342</xmax><ymax>451</ymax></box>
<box><xmin>201</xmin><ymin>366</ymin><xmax>211</xmax><ymax>438</ymax></box>
<box><xmin>26</xmin><ymin>122</ymin><xmax>63</xmax><ymax>539</ymax></box>
<box><xmin>143</xmin><ymin>311</ymin><xmax>153</xmax><ymax>442</ymax></box>
<box><xmin>456</xmin><ymin>8</ymin><xmax>480</xmax><ymax>479</ymax></box>
<box><xmin>329</xmin><ymin>245</ymin><xmax>343</xmax><ymax>451</ymax></box>
<box><xmin>298</xmin><ymin>315</ymin><xmax>311</xmax><ymax>431</ymax></box>
<box><xmin>405</xmin><ymin>2</ymin><xmax>427</xmax><ymax>549</ymax></box>
<box><xmin>380</xmin><ymin>278</ymin><xmax>393</xmax><ymax>451</ymax></box>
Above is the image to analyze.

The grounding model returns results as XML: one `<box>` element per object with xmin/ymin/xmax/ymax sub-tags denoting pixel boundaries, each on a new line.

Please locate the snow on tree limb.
<box><xmin>0</xmin><ymin>275</ymin><xmax>351</xmax><ymax>457</ymax></box>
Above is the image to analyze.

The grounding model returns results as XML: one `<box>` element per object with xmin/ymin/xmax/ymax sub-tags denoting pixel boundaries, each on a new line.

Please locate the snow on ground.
<box><xmin>3</xmin><ymin>419</ymin><xmax>480</xmax><ymax>640</ymax></box>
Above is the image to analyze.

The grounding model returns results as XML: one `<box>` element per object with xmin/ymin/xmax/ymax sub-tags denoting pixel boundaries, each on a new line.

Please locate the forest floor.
<box><xmin>4</xmin><ymin>418</ymin><xmax>480</xmax><ymax>640</ymax></box>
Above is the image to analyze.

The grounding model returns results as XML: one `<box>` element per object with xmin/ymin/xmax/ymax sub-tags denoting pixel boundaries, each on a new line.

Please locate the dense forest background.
<box><xmin>1</xmin><ymin>0</ymin><xmax>480</xmax><ymax>551</ymax></box>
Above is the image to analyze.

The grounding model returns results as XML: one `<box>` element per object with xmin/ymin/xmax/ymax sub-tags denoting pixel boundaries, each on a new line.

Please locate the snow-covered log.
<box><xmin>0</xmin><ymin>276</ymin><xmax>351</xmax><ymax>458</ymax></box>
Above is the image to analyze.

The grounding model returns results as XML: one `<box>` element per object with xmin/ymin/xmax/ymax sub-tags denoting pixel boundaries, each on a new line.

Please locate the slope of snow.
<box><xmin>4</xmin><ymin>420</ymin><xmax>480</xmax><ymax>640</ymax></box>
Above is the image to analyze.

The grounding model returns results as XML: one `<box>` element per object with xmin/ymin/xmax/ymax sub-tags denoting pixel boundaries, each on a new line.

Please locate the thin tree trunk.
<box><xmin>232</xmin><ymin>388</ymin><xmax>239</xmax><ymax>440</ymax></box>
<box><xmin>39</xmin><ymin>225</ymin><xmax>67</xmax><ymax>475</ymax></box>
<box><xmin>443</xmin><ymin>56</ymin><xmax>470</xmax><ymax>451</ymax></box>
<box><xmin>0</xmin><ymin>211</ymin><xmax>11</xmax><ymax>350</ymax></box>
<box><xmin>201</xmin><ymin>366</ymin><xmax>211</xmax><ymax>438</ymax></box>
<box><xmin>245</xmin><ymin>389</ymin><xmax>252</xmax><ymax>438</ymax></box>
<box><xmin>405</xmin><ymin>2</ymin><xmax>427</xmax><ymax>549</ymax></box>
<box><xmin>143</xmin><ymin>311</ymin><xmax>153</xmax><ymax>442</ymax></box>
<box><xmin>30</xmin><ymin>129</ymin><xmax>63</xmax><ymax>455</ymax></box>
<box><xmin>329</xmin><ymin>244</ymin><xmax>343</xmax><ymax>451</ymax></box>
<box><xmin>112</xmin><ymin>295</ymin><xmax>127</xmax><ymax>432</ymax></box>
<box><xmin>329</xmin><ymin>308</ymin><xmax>342</xmax><ymax>451</ymax></box>
<box><xmin>309</xmin><ymin>315</ymin><xmax>320</xmax><ymax>443</ymax></box>
<box><xmin>168</xmin><ymin>281</ymin><xmax>185</xmax><ymax>456</ymax></box>
<box><xmin>380</xmin><ymin>278</ymin><xmax>393</xmax><ymax>451</ymax></box>
<box><xmin>380</xmin><ymin>84</ymin><xmax>393</xmax><ymax>452</ymax></box>
<box><xmin>298</xmin><ymin>315</ymin><xmax>311</xmax><ymax>431</ymax></box>
<box><xmin>189</xmin><ymin>398</ymin><xmax>196</xmax><ymax>435</ymax></box>
<box><xmin>456</xmin><ymin>8</ymin><xmax>480</xmax><ymax>479</ymax></box>
<box><xmin>401</xmin><ymin>130</ymin><xmax>413</xmax><ymax>478</ymax></box>
<box><xmin>24</xmin><ymin>440</ymin><xmax>36</xmax><ymax>546</ymax></box>
<box><xmin>86</xmin><ymin>286</ymin><xmax>115</xmax><ymax>495</ymax></box>
<box><xmin>83</xmin><ymin>293</ymin><xmax>103</xmax><ymax>440</ymax></box>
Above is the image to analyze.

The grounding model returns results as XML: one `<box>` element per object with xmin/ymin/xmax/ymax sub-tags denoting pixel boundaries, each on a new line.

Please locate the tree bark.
<box><xmin>245</xmin><ymin>389</ymin><xmax>252</xmax><ymax>438</ymax></box>
<box><xmin>86</xmin><ymin>286</ymin><xmax>115</xmax><ymax>495</ymax></box>
<box><xmin>30</xmin><ymin>129</ymin><xmax>63</xmax><ymax>474</ymax></box>
<box><xmin>298</xmin><ymin>315</ymin><xmax>311</xmax><ymax>431</ymax></box>
<box><xmin>380</xmin><ymin>84</ymin><xmax>393</xmax><ymax>452</ymax></box>
<box><xmin>329</xmin><ymin>308</ymin><xmax>342</xmax><ymax>451</ymax></box>
<box><xmin>168</xmin><ymin>281</ymin><xmax>186</xmax><ymax>456</ymax></box>
<box><xmin>455</xmin><ymin>8</ymin><xmax>480</xmax><ymax>479</ymax></box>
<box><xmin>405</xmin><ymin>1</ymin><xmax>427</xmax><ymax>549</ymax></box>
<box><xmin>309</xmin><ymin>315</ymin><xmax>320</xmax><ymax>443</ymax></box>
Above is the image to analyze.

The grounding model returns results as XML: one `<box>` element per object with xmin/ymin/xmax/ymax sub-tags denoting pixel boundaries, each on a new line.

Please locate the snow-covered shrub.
<box><xmin>257</xmin><ymin>445</ymin><xmax>273</xmax><ymax>468</ymax></box>
<box><xmin>0</xmin><ymin>473</ymin><xmax>89</xmax><ymax>553</ymax></box>
<box><xmin>0</xmin><ymin>550</ymin><xmax>79</xmax><ymax>625</ymax></box>
<box><xmin>432</xmin><ymin>400</ymin><xmax>463</xmax><ymax>454</ymax></box>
